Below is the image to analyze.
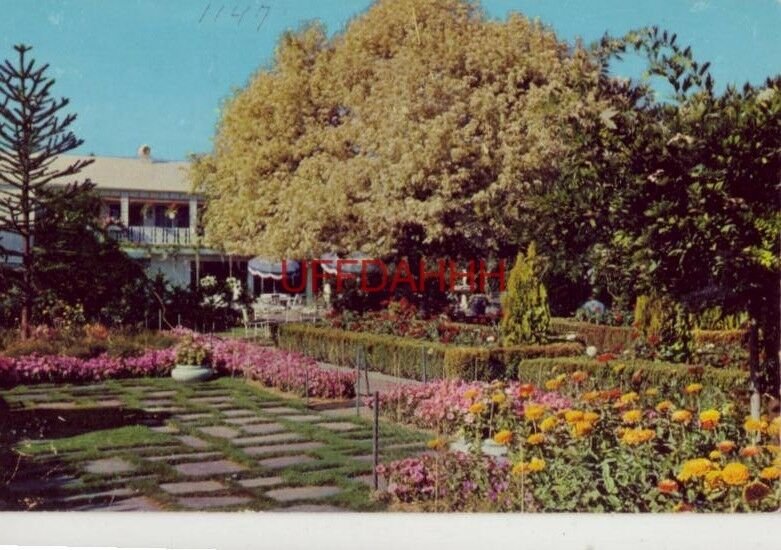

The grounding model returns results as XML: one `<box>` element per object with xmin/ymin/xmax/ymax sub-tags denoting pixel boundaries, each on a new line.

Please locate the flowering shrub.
<box><xmin>377</xmin><ymin>370</ymin><xmax>781</xmax><ymax>512</ymax></box>
<box><xmin>369</xmin><ymin>379</ymin><xmax>572</xmax><ymax>435</ymax></box>
<box><xmin>377</xmin><ymin>452</ymin><xmax>515</xmax><ymax>511</ymax></box>
<box><xmin>175</xmin><ymin>335</ymin><xmax>213</xmax><ymax>367</ymax></box>
<box><xmin>0</xmin><ymin>332</ymin><xmax>356</xmax><ymax>399</ymax></box>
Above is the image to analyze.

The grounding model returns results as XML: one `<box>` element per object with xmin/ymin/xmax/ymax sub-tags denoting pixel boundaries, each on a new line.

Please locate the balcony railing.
<box><xmin>108</xmin><ymin>226</ymin><xmax>193</xmax><ymax>246</ymax></box>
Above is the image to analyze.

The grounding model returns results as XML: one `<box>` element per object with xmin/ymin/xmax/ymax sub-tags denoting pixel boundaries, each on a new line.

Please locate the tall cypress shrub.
<box><xmin>500</xmin><ymin>243</ymin><xmax>550</xmax><ymax>345</ymax></box>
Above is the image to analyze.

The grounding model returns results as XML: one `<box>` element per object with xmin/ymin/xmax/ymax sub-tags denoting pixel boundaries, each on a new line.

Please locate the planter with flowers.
<box><xmin>172</xmin><ymin>336</ymin><xmax>213</xmax><ymax>382</ymax></box>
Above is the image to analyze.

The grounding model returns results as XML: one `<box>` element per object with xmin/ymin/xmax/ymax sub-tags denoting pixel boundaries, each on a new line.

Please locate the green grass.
<box><xmin>17</xmin><ymin>425</ymin><xmax>174</xmax><ymax>456</ymax></box>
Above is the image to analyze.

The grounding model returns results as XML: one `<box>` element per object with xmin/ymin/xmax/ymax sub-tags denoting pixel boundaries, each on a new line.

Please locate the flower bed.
<box><xmin>0</xmin><ymin>334</ymin><xmax>356</xmax><ymax>399</ymax></box>
<box><xmin>376</xmin><ymin>370</ymin><xmax>780</xmax><ymax>512</ymax></box>
<box><xmin>279</xmin><ymin>323</ymin><xmax>583</xmax><ymax>381</ymax></box>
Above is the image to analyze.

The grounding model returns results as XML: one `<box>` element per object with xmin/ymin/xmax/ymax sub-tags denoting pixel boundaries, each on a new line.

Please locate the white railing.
<box><xmin>108</xmin><ymin>226</ymin><xmax>192</xmax><ymax>246</ymax></box>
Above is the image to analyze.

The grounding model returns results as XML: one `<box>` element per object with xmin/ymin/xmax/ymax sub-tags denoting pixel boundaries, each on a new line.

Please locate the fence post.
<box><xmin>355</xmin><ymin>348</ymin><xmax>361</xmax><ymax>416</ymax></box>
<box><xmin>422</xmin><ymin>347</ymin><xmax>427</xmax><ymax>384</ymax></box>
<box><xmin>372</xmin><ymin>390</ymin><xmax>380</xmax><ymax>491</ymax></box>
<box><xmin>158</xmin><ymin>309</ymin><xmax>162</xmax><ymax>331</ymax></box>
<box><xmin>305</xmin><ymin>367</ymin><xmax>310</xmax><ymax>408</ymax></box>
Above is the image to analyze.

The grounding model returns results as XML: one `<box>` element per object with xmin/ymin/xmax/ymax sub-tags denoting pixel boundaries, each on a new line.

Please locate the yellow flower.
<box><xmin>677</xmin><ymin>458</ymin><xmax>713</xmax><ymax>482</ymax></box>
<box><xmin>463</xmin><ymin>388</ymin><xmax>480</xmax><ymax>400</ymax></box>
<box><xmin>765</xmin><ymin>444</ymin><xmax>781</xmax><ymax>455</ymax></box>
<box><xmin>699</xmin><ymin>409</ymin><xmax>721</xmax><ymax>430</ymax></box>
<box><xmin>671</xmin><ymin>410</ymin><xmax>693</xmax><ymax>424</ymax></box>
<box><xmin>545</xmin><ymin>377</ymin><xmax>564</xmax><ymax>391</ymax></box>
<box><xmin>539</xmin><ymin>416</ymin><xmax>559</xmax><ymax>432</ymax></box>
<box><xmin>582</xmin><ymin>390</ymin><xmax>601</xmax><ymax>402</ymax></box>
<box><xmin>767</xmin><ymin>417</ymin><xmax>781</xmax><ymax>437</ymax></box>
<box><xmin>620</xmin><ymin>428</ymin><xmax>656</xmax><ymax>446</ymax></box>
<box><xmin>426</xmin><ymin>437</ymin><xmax>448</xmax><ymax>451</ymax></box>
<box><xmin>685</xmin><ymin>383</ymin><xmax>703</xmax><ymax>395</ymax></box>
<box><xmin>524</xmin><ymin>403</ymin><xmax>545</xmax><ymax>421</ymax></box>
<box><xmin>493</xmin><ymin>429</ymin><xmax>513</xmax><ymax>445</ymax></box>
<box><xmin>709</xmin><ymin>450</ymin><xmax>722</xmax><ymax>460</ymax></box>
<box><xmin>704</xmin><ymin>469</ymin><xmax>723</xmax><ymax>492</ymax></box>
<box><xmin>760</xmin><ymin>466</ymin><xmax>781</xmax><ymax>481</ymax></box>
<box><xmin>491</xmin><ymin>392</ymin><xmax>507</xmax><ymax>405</ymax></box>
<box><xmin>564</xmin><ymin>410</ymin><xmax>584</xmax><ymax>423</ymax></box>
<box><xmin>572</xmin><ymin>421</ymin><xmax>594</xmax><ymax>438</ymax></box>
<box><xmin>526</xmin><ymin>433</ymin><xmax>545</xmax><ymax>446</ymax></box>
<box><xmin>583</xmin><ymin>411</ymin><xmax>600</xmax><ymax>422</ymax></box>
<box><xmin>621</xmin><ymin>409</ymin><xmax>643</xmax><ymax>425</ymax></box>
<box><xmin>468</xmin><ymin>402</ymin><xmax>486</xmax><ymax>415</ymax></box>
<box><xmin>655</xmin><ymin>400</ymin><xmax>674</xmax><ymax>413</ymax></box>
<box><xmin>716</xmin><ymin>440</ymin><xmax>736</xmax><ymax>454</ymax></box>
<box><xmin>512</xmin><ymin>457</ymin><xmax>545</xmax><ymax>475</ymax></box>
<box><xmin>618</xmin><ymin>391</ymin><xmax>639</xmax><ymax>405</ymax></box>
<box><xmin>743</xmin><ymin>417</ymin><xmax>768</xmax><ymax>433</ymax></box>
<box><xmin>644</xmin><ymin>387</ymin><xmax>659</xmax><ymax>397</ymax></box>
<box><xmin>721</xmin><ymin>462</ymin><xmax>750</xmax><ymax>486</ymax></box>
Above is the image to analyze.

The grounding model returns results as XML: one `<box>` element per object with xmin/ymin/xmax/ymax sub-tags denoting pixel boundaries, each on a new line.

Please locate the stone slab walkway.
<box><xmin>1</xmin><ymin>376</ymin><xmax>428</xmax><ymax>512</ymax></box>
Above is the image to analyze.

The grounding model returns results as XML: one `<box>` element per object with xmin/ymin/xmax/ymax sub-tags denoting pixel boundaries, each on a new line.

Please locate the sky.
<box><xmin>0</xmin><ymin>0</ymin><xmax>779</xmax><ymax>161</ymax></box>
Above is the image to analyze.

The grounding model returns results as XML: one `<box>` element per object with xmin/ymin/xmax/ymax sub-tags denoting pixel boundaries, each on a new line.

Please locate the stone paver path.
<box><xmin>1</xmin><ymin>377</ymin><xmax>429</xmax><ymax>512</ymax></box>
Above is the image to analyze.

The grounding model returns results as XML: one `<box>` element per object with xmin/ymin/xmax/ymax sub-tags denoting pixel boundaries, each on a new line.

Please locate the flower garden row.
<box><xmin>369</xmin><ymin>371</ymin><xmax>780</xmax><ymax>512</ymax></box>
<box><xmin>0</xmin><ymin>332</ymin><xmax>356</xmax><ymax>399</ymax></box>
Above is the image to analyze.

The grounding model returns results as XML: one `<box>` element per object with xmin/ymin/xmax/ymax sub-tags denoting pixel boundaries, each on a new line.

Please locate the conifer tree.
<box><xmin>0</xmin><ymin>44</ymin><xmax>93</xmax><ymax>338</ymax></box>
<box><xmin>500</xmin><ymin>243</ymin><xmax>550</xmax><ymax>345</ymax></box>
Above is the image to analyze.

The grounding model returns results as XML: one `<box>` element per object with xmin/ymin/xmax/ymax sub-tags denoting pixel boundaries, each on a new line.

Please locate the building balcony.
<box><xmin>108</xmin><ymin>225</ymin><xmax>194</xmax><ymax>246</ymax></box>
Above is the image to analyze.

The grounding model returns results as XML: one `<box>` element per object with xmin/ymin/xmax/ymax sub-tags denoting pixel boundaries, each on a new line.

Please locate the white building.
<box><xmin>1</xmin><ymin>146</ymin><xmax>248</xmax><ymax>289</ymax></box>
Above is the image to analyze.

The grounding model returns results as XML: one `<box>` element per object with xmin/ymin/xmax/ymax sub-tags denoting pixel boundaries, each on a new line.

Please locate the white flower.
<box><xmin>585</xmin><ymin>346</ymin><xmax>598</xmax><ymax>358</ymax></box>
<box><xmin>200</xmin><ymin>275</ymin><xmax>217</xmax><ymax>289</ymax></box>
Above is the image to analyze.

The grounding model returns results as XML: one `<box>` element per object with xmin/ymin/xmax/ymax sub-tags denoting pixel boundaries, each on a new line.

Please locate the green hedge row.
<box><xmin>517</xmin><ymin>356</ymin><xmax>749</xmax><ymax>395</ymax></box>
<box><xmin>550</xmin><ymin>318</ymin><xmax>748</xmax><ymax>351</ymax></box>
<box><xmin>278</xmin><ymin>324</ymin><xmax>584</xmax><ymax>381</ymax></box>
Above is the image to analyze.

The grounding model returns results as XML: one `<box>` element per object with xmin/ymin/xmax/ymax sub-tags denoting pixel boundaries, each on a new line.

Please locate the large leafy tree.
<box><xmin>0</xmin><ymin>44</ymin><xmax>93</xmax><ymax>338</ymax></box>
<box><xmin>192</xmin><ymin>0</ymin><xmax>615</xmax><ymax>262</ymax></box>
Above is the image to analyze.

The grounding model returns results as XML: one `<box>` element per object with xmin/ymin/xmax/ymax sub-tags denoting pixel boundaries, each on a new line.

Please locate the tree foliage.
<box><xmin>192</xmin><ymin>0</ymin><xmax>612</xmax><ymax>261</ymax></box>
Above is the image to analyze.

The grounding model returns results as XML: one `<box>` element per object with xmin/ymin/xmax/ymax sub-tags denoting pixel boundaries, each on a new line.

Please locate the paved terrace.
<box><xmin>0</xmin><ymin>377</ymin><xmax>429</xmax><ymax>511</ymax></box>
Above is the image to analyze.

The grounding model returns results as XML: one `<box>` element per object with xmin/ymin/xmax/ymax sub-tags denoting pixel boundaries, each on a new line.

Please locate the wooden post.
<box><xmin>305</xmin><ymin>367</ymin><xmax>310</xmax><ymax>408</ymax></box>
<box><xmin>372</xmin><ymin>390</ymin><xmax>380</xmax><ymax>491</ymax></box>
<box><xmin>355</xmin><ymin>348</ymin><xmax>361</xmax><ymax>416</ymax></box>
<box><xmin>422</xmin><ymin>348</ymin><xmax>427</xmax><ymax>383</ymax></box>
<box><xmin>749</xmin><ymin>320</ymin><xmax>761</xmax><ymax>419</ymax></box>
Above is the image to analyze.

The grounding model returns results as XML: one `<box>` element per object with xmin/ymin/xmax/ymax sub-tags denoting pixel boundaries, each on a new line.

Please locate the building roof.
<box><xmin>50</xmin><ymin>155</ymin><xmax>192</xmax><ymax>194</ymax></box>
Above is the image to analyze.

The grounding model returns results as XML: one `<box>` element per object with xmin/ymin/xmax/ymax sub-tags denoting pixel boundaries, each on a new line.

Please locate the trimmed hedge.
<box><xmin>550</xmin><ymin>318</ymin><xmax>748</xmax><ymax>351</ymax></box>
<box><xmin>278</xmin><ymin>324</ymin><xmax>583</xmax><ymax>381</ymax></box>
<box><xmin>517</xmin><ymin>356</ymin><xmax>749</xmax><ymax>395</ymax></box>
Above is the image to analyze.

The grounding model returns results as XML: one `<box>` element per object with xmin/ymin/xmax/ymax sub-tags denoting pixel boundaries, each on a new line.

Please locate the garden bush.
<box><xmin>517</xmin><ymin>357</ymin><xmax>749</xmax><ymax>396</ymax></box>
<box><xmin>278</xmin><ymin>324</ymin><xmax>583</xmax><ymax>381</ymax></box>
<box><xmin>500</xmin><ymin>243</ymin><xmax>550</xmax><ymax>345</ymax></box>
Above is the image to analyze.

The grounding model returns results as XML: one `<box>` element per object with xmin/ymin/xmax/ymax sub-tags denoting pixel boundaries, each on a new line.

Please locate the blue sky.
<box><xmin>1</xmin><ymin>0</ymin><xmax>779</xmax><ymax>160</ymax></box>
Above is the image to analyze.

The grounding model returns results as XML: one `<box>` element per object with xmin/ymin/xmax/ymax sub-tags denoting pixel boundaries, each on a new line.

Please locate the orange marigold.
<box><xmin>493</xmin><ymin>429</ymin><xmax>513</xmax><ymax>445</ymax></box>
<box><xmin>582</xmin><ymin>390</ymin><xmax>601</xmax><ymax>402</ymax></box>
<box><xmin>571</xmin><ymin>370</ymin><xmax>588</xmax><ymax>383</ymax></box>
<box><xmin>655</xmin><ymin>400</ymin><xmax>674</xmax><ymax>413</ymax></box>
<box><xmin>468</xmin><ymin>402</ymin><xmax>486</xmax><ymax>415</ymax></box>
<box><xmin>657</xmin><ymin>479</ymin><xmax>678</xmax><ymax>494</ymax></box>
<box><xmin>740</xmin><ymin>445</ymin><xmax>761</xmax><ymax>458</ymax></box>
<box><xmin>564</xmin><ymin>410</ymin><xmax>584</xmax><ymax>423</ymax></box>
<box><xmin>743</xmin><ymin>417</ymin><xmax>767</xmax><ymax>433</ymax></box>
<box><xmin>699</xmin><ymin>409</ymin><xmax>721</xmax><ymax>430</ymax></box>
<box><xmin>671</xmin><ymin>410</ymin><xmax>693</xmax><ymax>424</ymax></box>
<box><xmin>716</xmin><ymin>440</ymin><xmax>736</xmax><ymax>454</ymax></box>
<box><xmin>677</xmin><ymin>458</ymin><xmax>713</xmax><ymax>482</ymax></box>
<box><xmin>517</xmin><ymin>383</ymin><xmax>535</xmax><ymax>398</ymax></box>
<box><xmin>491</xmin><ymin>392</ymin><xmax>507</xmax><ymax>405</ymax></box>
<box><xmin>583</xmin><ymin>411</ymin><xmax>600</xmax><ymax>422</ymax></box>
<box><xmin>463</xmin><ymin>388</ymin><xmax>480</xmax><ymax>401</ymax></box>
<box><xmin>759</xmin><ymin>466</ymin><xmax>781</xmax><ymax>481</ymax></box>
<box><xmin>526</xmin><ymin>433</ymin><xmax>545</xmax><ymax>446</ymax></box>
<box><xmin>539</xmin><ymin>416</ymin><xmax>559</xmax><ymax>432</ymax></box>
<box><xmin>572</xmin><ymin>421</ymin><xmax>594</xmax><ymax>438</ymax></box>
<box><xmin>620</xmin><ymin>428</ymin><xmax>655</xmax><ymax>446</ymax></box>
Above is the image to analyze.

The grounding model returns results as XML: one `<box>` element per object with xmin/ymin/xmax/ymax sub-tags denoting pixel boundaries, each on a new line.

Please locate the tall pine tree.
<box><xmin>0</xmin><ymin>44</ymin><xmax>93</xmax><ymax>338</ymax></box>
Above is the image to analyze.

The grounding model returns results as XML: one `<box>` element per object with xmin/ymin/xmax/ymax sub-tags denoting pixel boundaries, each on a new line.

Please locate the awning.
<box><xmin>319</xmin><ymin>251</ymin><xmax>380</xmax><ymax>275</ymax></box>
<box><xmin>248</xmin><ymin>257</ymin><xmax>300</xmax><ymax>280</ymax></box>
